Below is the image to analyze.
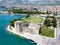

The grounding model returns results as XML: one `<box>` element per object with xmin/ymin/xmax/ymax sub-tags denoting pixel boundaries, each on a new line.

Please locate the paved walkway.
<box><xmin>7</xmin><ymin>25</ymin><xmax>56</xmax><ymax>45</ymax></box>
<box><xmin>55</xmin><ymin>19</ymin><xmax>60</xmax><ymax>45</ymax></box>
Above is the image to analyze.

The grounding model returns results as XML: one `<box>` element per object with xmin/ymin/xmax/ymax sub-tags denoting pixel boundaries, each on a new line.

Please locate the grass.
<box><xmin>40</xmin><ymin>25</ymin><xmax>54</xmax><ymax>38</ymax></box>
<box><xmin>22</xmin><ymin>16</ymin><xmax>43</xmax><ymax>24</ymax></box>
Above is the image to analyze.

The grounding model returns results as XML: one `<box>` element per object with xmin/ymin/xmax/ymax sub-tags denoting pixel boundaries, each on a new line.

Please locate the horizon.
<box><xmin>0</xmin><ymin>0</ymin><xmax>60</xmax><ymax>6</ymax></box>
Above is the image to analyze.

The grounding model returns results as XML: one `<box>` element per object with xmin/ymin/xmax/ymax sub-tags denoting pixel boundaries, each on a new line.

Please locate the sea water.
<box><xmin>0</xmin><ymin>14</ymin><xmax>36</xmax><ymax>45</ymax></box>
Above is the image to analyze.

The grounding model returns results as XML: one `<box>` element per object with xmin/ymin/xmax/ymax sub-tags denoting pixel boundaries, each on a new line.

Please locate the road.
<box><xmin>56</xmin><ymin>18</ymin><xmax>60</xmax><ymax>45</ymax></box>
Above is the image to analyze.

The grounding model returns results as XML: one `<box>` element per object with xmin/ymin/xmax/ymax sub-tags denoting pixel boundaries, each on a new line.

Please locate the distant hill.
<box><xmin>0</xmin><ymin>0</ymin><xmax>60</xmax><ymax>6</ymax></box>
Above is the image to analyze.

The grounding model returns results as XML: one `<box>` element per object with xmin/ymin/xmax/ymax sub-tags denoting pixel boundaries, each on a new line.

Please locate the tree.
<box><xmin>46</xmin><ymin>11</ymin><xmax>52</xmax><ymax>14</ymax></box>
<box><xmin>39</xmin><ymin>27</ymin><xmax>42</xmax><ymax>34</ymax></box>
<box><xmin>52</xmin><ymin>18</ymin><xmax>57</xmax><ymax>27</ymax></box>
<box><xmin>10</xmin><ymin>19</ymin><xmax>18</xmax><ymax>27</ymax></box>
<box><xmin>25</xmin><ymin>11</ymin><xmax>30</xmax><ymax>18</ymax></box>
<box><xmin>53</xmin><ymin>11</ymin><xmax>58</xmax><ymax>16</ymax></box>
<box><xmin>44</xmin><ymin>19</ymin><xmax>51</xmax><ymax>27</ymax></box>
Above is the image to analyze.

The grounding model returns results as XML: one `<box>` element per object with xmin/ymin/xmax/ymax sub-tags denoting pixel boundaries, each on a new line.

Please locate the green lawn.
<box><xmin>40</xmin><ymin>26</ymin><xmax>54</xmax><ymax>38</ymax></box>
<box><xmin>22</xmin><ymin>16</ymin><xmax>43</xmax><ymax>24</ymax></box>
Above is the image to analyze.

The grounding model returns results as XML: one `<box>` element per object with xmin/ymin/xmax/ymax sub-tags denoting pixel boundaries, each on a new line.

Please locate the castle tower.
<box><xmin>14</xmin><ymin>21</ymin><xmax>23</xmax><ymax>33</ymax></box>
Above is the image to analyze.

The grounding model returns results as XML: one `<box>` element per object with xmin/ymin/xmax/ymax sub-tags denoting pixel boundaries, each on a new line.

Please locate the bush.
<box><xmin>10</xmin><ymin>19</ymin><xmax>18</xmax><ymax>26</ymax></box>
<box><xmin>25</xmin><ymin>14</ymin><xmax>30</xmax><ymax>18</ymax></box>
<box><xmin>40</xmin><ymin>26</ymin><xmax>54</xmax><ymax>38</ymax></box>
<box><xmin>44</xmin><ymin>19</ymin><xmax>51</xmax><ymax>27</ymax></box>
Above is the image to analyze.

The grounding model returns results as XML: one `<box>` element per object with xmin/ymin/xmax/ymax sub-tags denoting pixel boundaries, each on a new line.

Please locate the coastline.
<box><xmin>7</xmin><ymin>25</ymin><xmax>56</xmax><ymax>45</ymax></box>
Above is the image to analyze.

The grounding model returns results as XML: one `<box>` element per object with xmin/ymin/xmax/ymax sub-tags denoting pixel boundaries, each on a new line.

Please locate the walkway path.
<box><xmin>7</xmin><ymin>25</ymin><xmax>56</xmax><ymax>45</ymax></box>
<box><xmin>55</xmin><ymin>19</ymin><xmax>60</xmax><ymax>45</ymax></box>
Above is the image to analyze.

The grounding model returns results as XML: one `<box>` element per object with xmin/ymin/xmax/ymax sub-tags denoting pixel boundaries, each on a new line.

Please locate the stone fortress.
<box><xmin>14</xmin><ymin>21</ymin><xmax>41</xmax><ymax>35</ymax></box>
<box><xmin>13</xmin><ymin>14</ymin><xmax>60</xmax><ymax>45</ymax></box>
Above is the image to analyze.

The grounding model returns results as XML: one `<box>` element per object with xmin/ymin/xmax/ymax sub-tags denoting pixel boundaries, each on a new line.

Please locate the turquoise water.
<box><xmin>0</xmin><ymin>7</ymin><xmax>5</xmax><ymax>11</ymax></box>
<box><xmin>0</xmin><ymin>14</ymin><xmax>36</xmax><ymax>45</ymax></box>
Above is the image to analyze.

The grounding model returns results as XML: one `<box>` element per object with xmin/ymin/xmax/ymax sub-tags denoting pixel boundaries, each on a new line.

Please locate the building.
<box><xmin>23</xmin><ymin>22</ymin><xmax>40</xmax><ymax>35</ymax></box>
<box><xmin>14</xmin><ymin>21</ymin><xmax>23</xmax><ymax>33</ymax></box>
<box><xmin>14</xmin><ymin>21</ymin><xmax>40</xmax><ymax>35</ymax></box>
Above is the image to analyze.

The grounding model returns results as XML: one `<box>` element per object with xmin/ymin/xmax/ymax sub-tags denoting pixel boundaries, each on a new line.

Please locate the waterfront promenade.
<box><xmin>7</xmin><ymin>25</ymin><xmax>56</xmax><ymax>45</ymax></box>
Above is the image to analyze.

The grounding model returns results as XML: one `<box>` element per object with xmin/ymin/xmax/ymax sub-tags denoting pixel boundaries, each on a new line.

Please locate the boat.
<box><xmin>28</xmin><ymin>39</ymin><xmax>35</xmax><ymax>43</ymax></box>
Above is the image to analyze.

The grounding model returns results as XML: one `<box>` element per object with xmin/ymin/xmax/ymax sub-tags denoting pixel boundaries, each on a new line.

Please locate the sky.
<box><xmin>0</xmin><ymin>0</ymin><xmax>2</xmax><ymax>1</ymax></box>
<box><xmin>0</xmin><ymin>0</ymin><xmax>54</xmax><ymax>1</ymax></box>
<box><xmin>0</xmin><ymin>0</ymin><xmax>59</xmax><ymax>3</ymax></box>
<box><xmin>0</xmin><ymin>0</ymin><xmax>59</xmax><ymax>1</ymax></box>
